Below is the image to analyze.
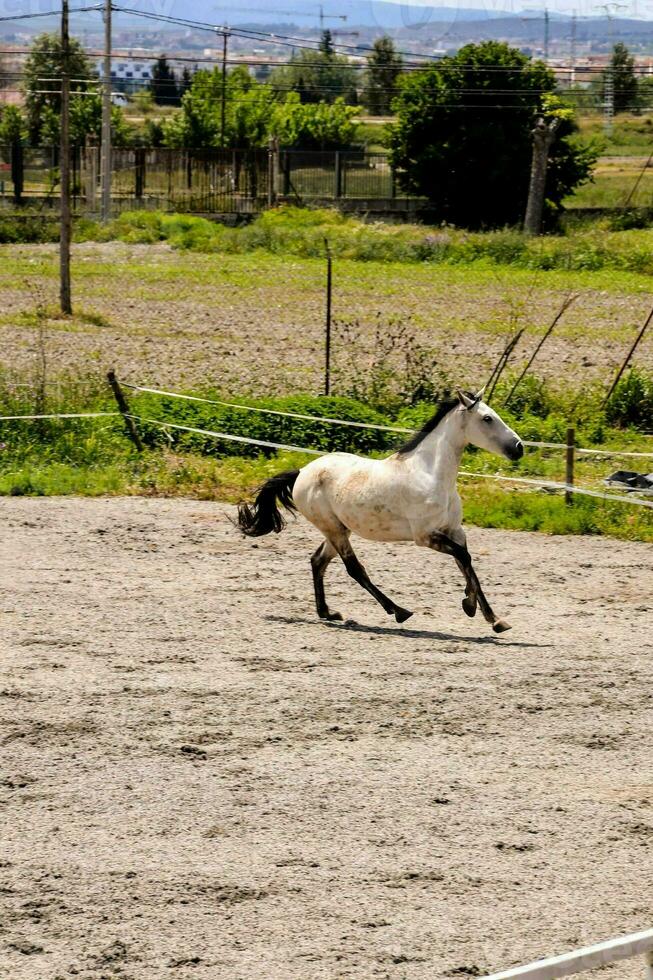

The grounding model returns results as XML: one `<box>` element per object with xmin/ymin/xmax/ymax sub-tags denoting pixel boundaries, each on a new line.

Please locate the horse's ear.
<box><xmin>456</xmin><ymin>388</ymin><xmax>476</xmax><ymax>410</ymax></box>
<box><xmin>474</xmin><ymin>384</ymin><xmax>487</xmax><ymax>401</ymax></box>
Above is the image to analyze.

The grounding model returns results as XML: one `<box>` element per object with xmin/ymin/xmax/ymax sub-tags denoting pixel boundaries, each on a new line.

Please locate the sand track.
<box><xmin>0</xmin><ymin>497</ymin><xmax>652</xmax><ymax>979</ymax></box>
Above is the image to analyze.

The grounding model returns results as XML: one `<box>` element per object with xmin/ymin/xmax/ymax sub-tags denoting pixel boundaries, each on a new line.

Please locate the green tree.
<box><xmin>602</xmin><ymin>42</ymin><xmax>640</xmax><ymax>114</ymax></box>
<box><xmin>36</xmin><ymin>92</ymin><xmax>131</xmax><ymax>147</ymax></box>
<box><xmin>162</xmin><ymin>67</ymin><xmax>272</xmax><ymax>148</ymax></box>
<box><xmin>270</xmin><ymin>48</ymin><xmax>357</xmax><ymax>105</ymax></box>
<box><xmin>23</xmin><ymin>32</ymin><xmax>94</xmax><ymax>143</ymax></box>
<box><xmin>161</xmin><ymin>68</ymin><xmax>358</xmax><ymax>150</ymax></box>
<box><xmin>0</xmin><ymin>105</ymin><xmax>27</xmax><ymax>144</ymax></box>
<box><xmin>272</xmin><ymin>94</ymin><xmax>358</xmax><ymax>148</ymax></box>
<box><xmin>361</xmin><ymin>36</ymin><xmax>403</xmax><ymax>116</ymax></box>
<box><xmin>318</xmin><ymin>29</ymin><xmax>336</xmax><ymax>58</ymax></box>
<box><xmin>388</xmin><ymin>41</ymin><xmax>597</xmax><ymax>228</ymax></box>
<box><xmin>150</xmin><ymin>55</ymin><xmax>180</xmax><ymax>106</ymax></box>
<box><xmin>179</xmin><ymin>66</ymin><xmax>194</xmax><ymax>98</ymax></box>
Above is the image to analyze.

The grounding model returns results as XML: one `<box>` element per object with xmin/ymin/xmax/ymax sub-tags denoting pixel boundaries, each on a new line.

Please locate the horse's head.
<box><xmin>456</xmin><ymin>388</ymin><xmax>523</xmax><ymax>461</ymax></box>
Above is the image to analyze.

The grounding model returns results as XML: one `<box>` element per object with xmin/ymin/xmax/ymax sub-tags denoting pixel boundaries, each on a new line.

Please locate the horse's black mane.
<box><xmin>395</xmin><ymin>395</ymin><xmax>461</xmax><ymax>455</ymax></box>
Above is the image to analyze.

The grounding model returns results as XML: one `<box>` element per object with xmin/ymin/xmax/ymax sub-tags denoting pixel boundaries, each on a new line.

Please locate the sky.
<box><xmin>2</xmin><ymin>0</ymin><xmax>653</xmax><ymax>28</ymax></box>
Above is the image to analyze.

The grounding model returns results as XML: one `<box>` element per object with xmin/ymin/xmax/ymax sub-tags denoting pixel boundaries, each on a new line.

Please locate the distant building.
<box><xmin>96</xmin><ymin>54</ymin><xmax>152</xmax><ymax>93</ymax></box>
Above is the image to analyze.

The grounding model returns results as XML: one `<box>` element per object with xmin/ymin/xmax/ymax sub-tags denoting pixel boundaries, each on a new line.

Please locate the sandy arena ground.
<box><xmin>1</xmin><ymin>497</ymin><xmax>652</xmax><ymax>980</ymax></box>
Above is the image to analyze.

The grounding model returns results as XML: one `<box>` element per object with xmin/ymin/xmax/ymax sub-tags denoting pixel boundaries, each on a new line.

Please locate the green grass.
<box><xmin>578</xmin><ymin>111</ymin><xmax>653</xmax><ymax>157</ymax></box>
<box><xmin>564</xmin><ymin>162</ymin><xmax>653</xmax><ymax>209</ymax></box>
<box><xmin>6</xmin><ymin>207</ymin><xmax>653</xmax><ymax>285</ymax></box>
<box><xmin>66</xmin><ymin>208</ymin><xmax>653</xmax><ymax>277</ymax></box>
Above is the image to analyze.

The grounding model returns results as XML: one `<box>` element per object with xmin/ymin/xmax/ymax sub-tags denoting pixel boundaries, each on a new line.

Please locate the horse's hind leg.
<box><xmin>331</xmin><ymin>533</ymin><xmax>413</xmax><ymax>624</ymax></box>
<box><xmin>311</xmin><ymin>540</ymin><xmax>342</xmax><ymax>621</ymax></box>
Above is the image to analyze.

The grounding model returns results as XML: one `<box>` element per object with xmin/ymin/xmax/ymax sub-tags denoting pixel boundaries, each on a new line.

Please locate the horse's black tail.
<box><xmin>237</xmin><ymin>470</ymin><xmax>300</xmax><ymax>537</ymax></box>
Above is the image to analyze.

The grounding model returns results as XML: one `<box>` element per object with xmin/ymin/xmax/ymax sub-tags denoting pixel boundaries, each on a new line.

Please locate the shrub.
<box><xmin>605</xmin><ymin>367</ymin><xmax>653</xmax><ymax>431</ymax></box>
<box><xmin>0</xmin><ymin>214</ymin><xmax>58</xmax><ymax>244</ymax></box>
<box><xmin>135</xmin><ymin>392</ymin><xmax>393</xmax><ymax>457</ymax></box>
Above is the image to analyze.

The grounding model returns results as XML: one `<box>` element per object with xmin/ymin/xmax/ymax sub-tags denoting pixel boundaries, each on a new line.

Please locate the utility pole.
<box><xmin>220</xmin><ymin>26</ymin><xmax>229</xmax><ymax>149</ymax></box>
<box><xmin>596</xmin><ymin>3</ymin><xmax>626</xmax><ymax>136</ymax></box>
<box><xmin>524</xmin><ymin>116</ymin><xmax>560</xmax><ymax>236</ymax></box>
<box><xmin>604</xmin><ymin>58</ymin><xmax>614</xmax><ymax>135</ymax></box>
<box><xmin>570</xmin><ymin>11</ymin><xmax>577</xmax><ymax>86</ymax></box>
<box><xmin>519</xmin><ymin>9</ymin><xmax>549</xmax><ymax>62</ymax></box>
<box><xmin>60</xmin><ymin>0</ymin><xmax>72</xmax><ymax>314</ymax></box>
<box><xmin>101</xmin><ymin>0</ymin><xmax>112</xmax><ymax>221</ymax></box>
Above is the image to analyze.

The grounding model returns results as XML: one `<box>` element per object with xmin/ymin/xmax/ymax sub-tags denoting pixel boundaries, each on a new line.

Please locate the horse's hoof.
<box><xmin>492</xmin><ymin>619</ymin><xmax>512</xmax><ymax>634</ymax></box>
<box><xmin>394</xmin><ymin>607</ymin><xmax>414</xmax><ymax>624</ymax></box>
<box><xmin>462</xmin><ymin>596</ymin><xmax>477</xmax><ymax>618</ymax></box>
<box><xmin>321</xmin><ymin>610</ymin><xmax>343</xmax><ymax>621</ymax></box>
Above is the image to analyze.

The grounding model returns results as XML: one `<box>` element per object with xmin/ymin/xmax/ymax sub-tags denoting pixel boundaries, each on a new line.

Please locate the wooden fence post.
<box><xmin>324</xmin><ymin>239</ymin><xmax>332</xmax><ymax>396</ymax></box>
<box><xmin>107</xmin><ymin>370</ymin><xmax>144</xmax><ymax>452</ymax></box>
<box><xmin>11</xmin><ymin>139</ymin><xmax>23</xmax><ymax>205</ymax></box>
<box><xmin>565</xmin><ymin>426</ymin><xmax>575</xmax><ymax>506</ymax></box>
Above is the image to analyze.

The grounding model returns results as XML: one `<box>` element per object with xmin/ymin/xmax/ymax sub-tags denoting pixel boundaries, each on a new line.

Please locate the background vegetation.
<box><xmin>37</xmin><ymin>207</ymin><xmax>653</xmax><ymax>275</ymax></box>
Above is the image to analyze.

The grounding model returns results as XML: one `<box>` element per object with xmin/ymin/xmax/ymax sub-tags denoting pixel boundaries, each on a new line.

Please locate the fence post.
<box><xmin>283</xmin><ymin>152</ymin><xmax>291</xmax><ymax>197</ymax></box>
<box><xmin>324</xmin><ymin>239</ymin><xmax>332</xmax><ymax>396</ymax></box>
<box><xmin>72</xmin><ymin>145</ymin><xmax>81</xmax><ymax>206</ymax></box>
<box><xmin>565</xmin><ymin>426</ymin><xmax>575</xmax><ymax>506</ymax></box>
<box><xmin>11</xmin><ymin>140</ymin><xmax>23</xmax><ymax>205</ymax></box>
<box><xmin>267</xmin><ymin>135</ymin><xmax>278</xmax><ymax>207</ymax></box>
<box><xmin>107</xmin><ymin>370</ymin><xmax>144</xmax><ymax>452</ymax></box>
<box><xmin>85</xmin><ymin>135</ymin><xmax>98</xmax><ymax>211</ymax></box>
<box><xmin>134</xmin><ymin>148</ymin><xmax>146</xmax><ymax>201</ymax></box>
<box><xmin>334</xmin><ymin>151</ymin><xmax>342</xmax><ymax>199</ymax></box>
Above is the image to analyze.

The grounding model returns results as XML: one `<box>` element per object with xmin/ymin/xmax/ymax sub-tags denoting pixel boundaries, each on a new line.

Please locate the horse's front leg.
<box><xmin>449</xmin><ymin>528</ymin><xmax>478</xmax><ymax>619</ymax></box>
<box><xmin>423</xmin><ymin>530</ymin><xmax>511</xmax><ymax>634</ymax></box>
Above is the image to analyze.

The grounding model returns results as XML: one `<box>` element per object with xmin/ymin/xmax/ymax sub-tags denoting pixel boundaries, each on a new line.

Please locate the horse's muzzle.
<box><xmin>507</xmin><ymin>440</ymin><xmax>524</xmax><ymax>461</ymax></box>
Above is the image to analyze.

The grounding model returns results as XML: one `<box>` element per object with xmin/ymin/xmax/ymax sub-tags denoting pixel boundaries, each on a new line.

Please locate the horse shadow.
<box><xmin>264</xmin><ymin>614</ymin><xmax>552</xmax><ymax>649</ymax></box>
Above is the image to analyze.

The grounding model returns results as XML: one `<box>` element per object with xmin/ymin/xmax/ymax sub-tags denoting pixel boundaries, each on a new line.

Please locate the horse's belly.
<box><xmin>331</xmin><ymin>494</ymin><xmax>414</xmax><ymax>542</ymax></box>
<box><xmin>343</xmin><ymin>509</ymin><xmax>413</xmax><ymax>542</ymax></box>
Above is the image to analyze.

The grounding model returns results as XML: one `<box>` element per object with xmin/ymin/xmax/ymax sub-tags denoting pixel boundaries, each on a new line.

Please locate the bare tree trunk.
<box><xmin>523</xmin><ymin>117</ymin><xmax>559</xmax><ymax>237</ymax></box>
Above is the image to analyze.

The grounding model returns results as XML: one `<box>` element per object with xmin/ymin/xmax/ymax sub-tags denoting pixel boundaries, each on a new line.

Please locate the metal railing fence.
<box><xmin>0</xmin><ymin>143</ymin><xmax>403</xmax><ymax>213</ymax></box>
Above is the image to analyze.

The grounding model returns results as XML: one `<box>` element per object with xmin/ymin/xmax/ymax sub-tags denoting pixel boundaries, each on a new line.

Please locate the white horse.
<box><xmin>237</xmin><ymin>388</ymin><xmax>523</xmax><ymax>633</ymax></box>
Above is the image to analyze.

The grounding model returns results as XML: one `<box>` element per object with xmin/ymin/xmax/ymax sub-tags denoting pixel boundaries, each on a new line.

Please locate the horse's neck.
<box><xmin>410</xmin><ymin>412</ymin><xmax>466</xmax><ymax>489</ymax></box>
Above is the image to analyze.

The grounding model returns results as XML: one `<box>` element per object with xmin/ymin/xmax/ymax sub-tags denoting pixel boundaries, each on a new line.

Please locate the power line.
<box><xmin>1</xmin><ymin>46</ymin><xmax>646</xmax><ymax>75</ymax></box>
<box><xmin>0</xmin><ymin>6</ymin><xmax>100</xmax><ymax>23</ymax></box>
<box><xmin>109</xmin><ymin>4</ymin><xmax>450</xmax><ymax>64</ymax></box>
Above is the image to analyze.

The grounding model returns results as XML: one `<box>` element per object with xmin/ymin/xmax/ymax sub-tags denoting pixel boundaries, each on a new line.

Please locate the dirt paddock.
<box><xmin>1</xmin><ymin>497</ymin><xmax>651</xmax><ymax>980</ymax></box>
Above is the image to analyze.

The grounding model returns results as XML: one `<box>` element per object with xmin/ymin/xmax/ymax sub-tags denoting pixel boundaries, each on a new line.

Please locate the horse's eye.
<box><xmin>483</xmin><ymin>415</ymin><xmax>493</xmax><ymax>425</ymax></box>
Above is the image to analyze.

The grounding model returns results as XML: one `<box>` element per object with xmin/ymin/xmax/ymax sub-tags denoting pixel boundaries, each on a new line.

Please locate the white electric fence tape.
<box><xmin>482</xmin><ymin>926</ymin><xmax>653</xmax><ymax>980</ymax></box>
<box><xmin>0</xmin><ymin>412</ymin><xmax>121</xmax><ymax>421</ymax></box>
<box><xmin>121</xmin><ymin>382</ymin><xmax>653</xmax><ymax>459</ymax></box>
